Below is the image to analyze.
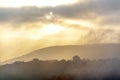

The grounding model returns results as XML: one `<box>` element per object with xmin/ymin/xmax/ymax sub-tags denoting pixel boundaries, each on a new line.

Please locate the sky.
<box><xmin>0</xmin><ymin>0</ymin><xmax>120</xmax><ymax>61</ymax></box>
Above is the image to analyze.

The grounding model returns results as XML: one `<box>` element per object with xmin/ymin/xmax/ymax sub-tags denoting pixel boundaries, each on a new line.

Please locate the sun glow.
<box><xmin>24</xmin><ymin>24</ymin><xmax>65</xmax><ymax>40</ymax></box>
<box><xmin>64</xmin><ymin>20</ymin><xmax>96</xmax><ymax>28</ymax></box>
<box><xmin>41</xmin><ymin>24</ymin><xmax>65</xmax><ymax>35</ymax></box>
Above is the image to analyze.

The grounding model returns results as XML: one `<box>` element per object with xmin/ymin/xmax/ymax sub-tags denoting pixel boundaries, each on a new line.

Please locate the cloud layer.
<box><xmin>0</xmin><ymin>0</ymin><xmax>119</xmax><ymax>25</ymax></box>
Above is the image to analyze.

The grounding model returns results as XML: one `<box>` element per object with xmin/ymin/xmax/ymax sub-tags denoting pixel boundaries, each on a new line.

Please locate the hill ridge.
<box><xmin>2</xmin><ymin>43</ymin><xmax>120</xmax><ymax>65</ymax></box>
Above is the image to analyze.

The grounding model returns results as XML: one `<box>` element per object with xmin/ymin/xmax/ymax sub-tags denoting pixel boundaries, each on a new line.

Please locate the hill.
<box><xmin>2</xmin><ymin>43</ymin><xmax>120</xmax><ymax>64</ymax></box>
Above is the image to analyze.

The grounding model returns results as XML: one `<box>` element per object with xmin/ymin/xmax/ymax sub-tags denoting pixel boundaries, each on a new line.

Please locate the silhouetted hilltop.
<box><xmin>1</xmin><ymin>56</ymin><xmax>120</xmax><ymax>80</ymax></box>
<box><xmin>3</xmin><ymin>43</ymin><xmax>120</xmax><ymax>64</ymax></box>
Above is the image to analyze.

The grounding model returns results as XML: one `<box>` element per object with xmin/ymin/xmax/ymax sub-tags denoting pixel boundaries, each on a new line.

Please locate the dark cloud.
<box><xmin>0</xmin><ymin>0</ymin><xmax>120</xmax><ymax>25</ymax></box>
<box><xmin>94</xmin><ymin>0</ymin><xmax>120</xmax><ymax>13</ymax></box>
<box><xmin>99</xmin><ymin>12</ymin><xmax>120</xmax><ymax>26</ymax></box>
<box><xmin>0</xmin><ymin>7</ymin><xmax>45</xmax><ymax>23</ymax></box>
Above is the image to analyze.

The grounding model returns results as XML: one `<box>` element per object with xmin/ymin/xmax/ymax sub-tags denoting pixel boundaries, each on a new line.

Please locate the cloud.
<box><xmin>0</xmin><ymin>0</ymin><xmax>119</xmax><ymax>26</ymax></box>
<box><xmin>0</xmin><ymin>7</ymin><xmax>44</xmax><ymax>23</ymax></box>
<box><xmin>81</xmin><ymin>28</ymin><xmax>120</xmax><ymax>44</ymax></box>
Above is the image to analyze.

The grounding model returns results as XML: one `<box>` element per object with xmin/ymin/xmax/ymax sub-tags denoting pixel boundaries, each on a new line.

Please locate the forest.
<box><xmin>0</xmin><ymin>56</ymin><xmax>120</xmax><ymax>80</ymax></box>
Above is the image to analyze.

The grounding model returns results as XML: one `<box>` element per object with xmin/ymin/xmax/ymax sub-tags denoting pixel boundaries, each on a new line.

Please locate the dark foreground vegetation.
<box><xmin>0</xmin><ymin>56</ymin><xmax>120</xmax><ymax>80</ymax></box>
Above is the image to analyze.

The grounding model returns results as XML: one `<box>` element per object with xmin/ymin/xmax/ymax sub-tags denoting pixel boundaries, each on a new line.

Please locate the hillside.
<box><xmin>2</xmin><ymin>43</ymin><xmax>120</xmax><ymax>64</ymax></box>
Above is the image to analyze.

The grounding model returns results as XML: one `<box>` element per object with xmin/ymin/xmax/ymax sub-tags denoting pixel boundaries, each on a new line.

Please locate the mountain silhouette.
<box><xmin>2</xmin><ymin>43</ymin><xmax>120</xmax><ymax>64</ymax></box>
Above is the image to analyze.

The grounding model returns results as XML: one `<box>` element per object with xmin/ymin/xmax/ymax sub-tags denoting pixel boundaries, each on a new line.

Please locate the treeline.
<box><xmin>0</xmin><ymin>56</ymin><xmax>120</xmax><ymax>80</ymax></box>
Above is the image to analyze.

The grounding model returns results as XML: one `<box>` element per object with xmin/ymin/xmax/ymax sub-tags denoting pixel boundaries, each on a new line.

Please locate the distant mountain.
<box><xmin>2</xmin><ymin>43</ymin><xmax>120</xmax><ymax>64</ymax></box>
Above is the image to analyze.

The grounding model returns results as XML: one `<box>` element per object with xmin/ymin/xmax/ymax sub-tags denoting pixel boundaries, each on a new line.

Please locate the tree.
<box><xmin>72</xmin><ymin>55</ymin><xmax>80</xmax><ymax>62</ymax></box>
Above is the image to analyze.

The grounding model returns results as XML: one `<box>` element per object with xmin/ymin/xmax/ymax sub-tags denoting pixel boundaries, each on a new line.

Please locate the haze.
<box><xmin>0</xmin><ymin>0</ymin><xmax>120</xmax><ymax>61</ymax></box>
